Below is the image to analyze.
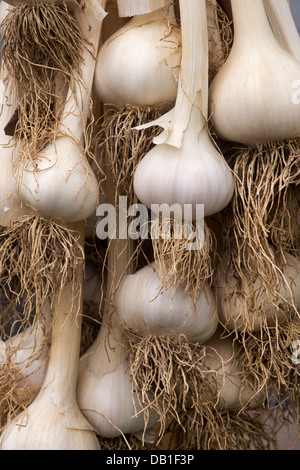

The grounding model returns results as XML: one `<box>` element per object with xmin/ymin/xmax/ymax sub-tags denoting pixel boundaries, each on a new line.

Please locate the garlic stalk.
<box><xmin>117</xmin><ymin>0</ymin><xmax>171</xmax><ymax>17</ymax></box>
<box><xmin>77</xmin><ymin>151</ymin><xmax>158</xmax><ymax>441</ymax></box>
<box><xmin>94</xmin><ymin>4</ymin><xmax>180</xmax><ymax>111</ymax></box>
<box><xmin>133</xmin><ymin>0</ymin><xmax>234</xmax><ymax>219</ymax></box>
<box><xmin>209</xmin><ymin>0</ymin><xmax>300</xmax><ymax>145</ymax></box>
<box><xmin>263</xmin><ymin>0</ymin><xmax>300</xmax><ymax>60</ymax></box>
<box><xmin>114</xmin><ymin>262</ymin><xmax>218</xmax><ymax>344</ymax></box>
<box><xmin>0</xmin><ymin>0</ymin><xmax>87</xmax><ymax>162</ymax></box>
<box><xmin>0</xmin><ymin>222</ymin><xmax>101</xmax><ymax>450</ymax></box>
<box><xmin>14</xmin><ymin>4</ymin><xmax>105</xmax><ymax>223</ymax></box>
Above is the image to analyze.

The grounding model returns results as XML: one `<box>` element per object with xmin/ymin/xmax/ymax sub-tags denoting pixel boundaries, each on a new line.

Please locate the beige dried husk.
<box><xmin>0</xmin><ymin>1</ymin><xmax>85</xmax><ymax>162</ymax></box>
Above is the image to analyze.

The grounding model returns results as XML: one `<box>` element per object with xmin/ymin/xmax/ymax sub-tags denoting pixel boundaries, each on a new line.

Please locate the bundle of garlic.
<box><xmin>0</xmin><ymin>0</ymin><xmax>103</xmax><ymax>322</ymax></box>
<box><xmin>77</xmin><ymin>160</ymin><xmax>159</xmax><ymax>449</ymax></box>
<box><xmin>209</xmin><ymin>0</ymin><xmax>300</xmax><ymax>304</ymax></box>
<box><xmin>0</xmin><ymin>0</ymin><xmax>107</xmax><ymax>449</ymax></box>
<box><xmin>133</xmin><ymin>0</ymin><xmax>234</xmax><ymax>302</ymax></box>
<box><xmin>113</xmin><ymin>262</ymin><xmax>218</xmax><ymax>438</ymax></box>
<box><xmin>208</xmin><ymin>0</ymin><xmax>300</xmax><ymax>429</ymax></box>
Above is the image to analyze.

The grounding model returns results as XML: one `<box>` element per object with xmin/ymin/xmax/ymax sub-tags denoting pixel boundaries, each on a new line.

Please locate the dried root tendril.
<box><xmin>0</xmin><ymin>215</ymin><xmax>84</xmax><ymax>324</ymax></box>
<box><xmin>223</xmin><ymin>139</ymin><xmax>300</xmax><ymax>282</ymax></box>
<box><xmin>97</xmin><ymin>104</ymin><xmax>162</xmax><ymax>208</ymax></box>
<box><xmin>151</xmin><ymin>217</ymin><xmax>217</xmax><ymax>305</ymax></box>
<box><xmin>0</xmin><ymin>2</ymin><xmax>85</xmax><ymax>159</ymax></box>
<box><xmin>125</xmin><ymin>331</ymin><xmax>216</xmax><ymax>441</ymax></box>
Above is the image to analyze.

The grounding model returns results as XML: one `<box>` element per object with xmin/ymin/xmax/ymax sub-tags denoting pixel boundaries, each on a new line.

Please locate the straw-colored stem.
<box><xmin>117</xmin><ymin>0</ymin><xmax>171</xmax><ymax>17</ymax></box>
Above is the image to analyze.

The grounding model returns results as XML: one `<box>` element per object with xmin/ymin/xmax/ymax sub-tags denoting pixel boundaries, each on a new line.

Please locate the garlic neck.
<box><xmin>41</xmin><ymin>223</ymin><xmax>84</xmax><ymax>400</ymax></box>
<box><xmin>60</xmin><ymin>25</ymin><xmax>100</xmax><ymax>140</ymax></box>
<box><xmin>231</xmin><ymin>0</ymin><xmax>278</xmax><ymax>47</ymax></box>
<box><xmin>166</xmin><ymin>0</ymin><xmax>208</xmax><ymax>148</ymax></box>
<box><xmin>263</xmin><ymin>0</ymin><xmax>300</xmax><ymax>60</ymax></box>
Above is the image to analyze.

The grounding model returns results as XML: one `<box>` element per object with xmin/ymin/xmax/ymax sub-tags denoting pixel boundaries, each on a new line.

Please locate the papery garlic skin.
<box><xmin>203</xmin><ymin>332</ymin><xmax>264</xmax><ymax>411</ymax></box>
<box><xmin>94</xmin><ymin>7</ymin><xmax>180</xmax><ymax>109</ymax></box>
<box><xmin>209</xmin><ymin>0</ymin><xmax>300</xmax><ymax>145</ymax></box>
<box><xmin>114</xmin><ymin>263</ymin><xmax>218</xmax><ymax>344</ymax></box>
<box><xmin>216</xmin><ymin>253</ymin><xmax>300</xmax><ymax>333</ymax></box>
<box><xmin>77</xmin><ymin>343</ymin><xmax>158</xmax><ymax>438</ymax></box>
<box><xmin>17</xmin><ymin>138</ymin><xmax>99</xmax><ymax>223</ymax></box>
<box><xmin>133</xmin><ymin>0</ymin><xmax>234</xmax><ymax>219</ymax></box>
<box><xmin>0</xmin><ymin>388</ymin><xmax>100</xmax><ymax>450</ymax></box>
<box><xmin>134</xmin><ymin>125</ymin><xmax>234</xmax><ymax>218</ymax></box>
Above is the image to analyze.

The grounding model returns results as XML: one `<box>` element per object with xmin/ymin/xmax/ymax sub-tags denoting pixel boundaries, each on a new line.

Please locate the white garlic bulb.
<box><xmin>209</xmin><ymin>0</ymin><xmax>300</xmax><ymax>145</ymax></box>
<box><xmin>77</xmin><ymin>317</ymin><xmax>159</xmax><ymax>438</ymax></box>
<box><xmin>94</xmin><ymin>5</ymin><xmax>180</xmax><ymax>109</ymax></box>
<box><xmin>2</xmin><ymin>301</ymin><xmax>51</xmax><ymax>389</ymax></box>
<box><xmin>133</xmin><ymin>0</ymin><xmax>234</xmax><ymax>219</ymax></box>
<box><xmin>114</xmin><ymin>263</ymin><xmax>218</xmax><ymax>344</ymax></box>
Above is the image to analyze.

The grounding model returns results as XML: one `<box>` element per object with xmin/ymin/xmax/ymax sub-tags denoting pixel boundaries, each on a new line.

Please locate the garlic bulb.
<box><xmin>94</xmin><ymin>5</ymin><xmax>180</xmax><ymax>110</ymax></box>
<box><xmin>202</xmin><ymin>330</ymin><xmax>264</xmax><ymax>411</ymax></box>
<box><xmin>2</xmin><ymin>301</ymin><xmax>51</xmax><ymax>389</ymax></box>
<box><xmin>77</xmin><ymin>321</ymin><xmax>159</xmax><ymax>439</ymax></box>
<box><xmin>209</xmin><ymin>0</ymin><xmax>300</xmax><ymax>145</ymax></box>
<box><xmin>216</xmin><ymin>253</ymin><xmax>300</xmax><ymax>333</ymax></box>
<box><xmin>13</xmin><ymin>6</ymin><xmax>105</xmax><ymax>223</ymax></box>
<box><xmin>114</xmin><ymin>263</ymin><xmax>218</xmax><ymax>344</ymax></box>
<box><xmin>133</xmin><ymin>0</ymin><xmax>234</xmax><ymax>219</ymax></box>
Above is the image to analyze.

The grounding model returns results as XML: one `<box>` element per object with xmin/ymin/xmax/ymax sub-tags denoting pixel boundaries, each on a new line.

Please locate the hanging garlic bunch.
<box><xmin>133</xmin><ymin>0</ymin><xmax>234</xmax><ymax>302</ymax></box>
<box><xmin>77</xmin><ymin>146</ymin><xmax>159</xmax><ymax>446</ymax></box>
<box><xmin>209</xmin><ymin>0</ymin><xmax>300</xmax><ymax>297</ymax></box>
<box><xmin>0</xmin><ymin>221</ymin><xmax>101</xmax><ymax>450</ymax></box>
<box><xmin>113</xmin><ymin>261</ymin><xmax>218</xmax><ymax>436</ymax></box>
<box><xmin>0</xmin><ymin>0</ymin><xmax>90</xmax><ymax>162</ymax></box>
<box><xmin>207</xmin><ymin>0</ymin><xmax>300</xmax><ymax>411</ymax></box>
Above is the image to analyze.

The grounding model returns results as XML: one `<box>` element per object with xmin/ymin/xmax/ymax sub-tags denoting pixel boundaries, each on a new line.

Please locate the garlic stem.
<box><xmin>0</xmin><ymin>222</ymin><xmax>100</xmax><ymax>449</ymax></box>
<box><xmin>117</xmin><ymin>0</ymin><xmax>170</xmax><ymax>17</ymax></box>
<box><xmin>230</xmin><ymin>0</ymin><xmax>275</xmax><ymax>45</ymax></box>
<box><xmin>15</xmin><ymin>2</ymin><xmax>106</xmax><ymax>222</ymax></box>
<box><xmin>165</xmin><ymin>0</ymin><xmax>208</xmax><ymax>148</ymax></box>
<box><xmin>263</xmin><ymin>0</ymin><xmax>300</xmax><ymax>59</ymax></box>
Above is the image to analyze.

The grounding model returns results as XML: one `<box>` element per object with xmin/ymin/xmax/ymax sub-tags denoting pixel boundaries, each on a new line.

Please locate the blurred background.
<box><xmin>290</xmin><ymin>0</ymin><xmax>300</xmax><ymax>31</ymax></box>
